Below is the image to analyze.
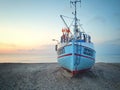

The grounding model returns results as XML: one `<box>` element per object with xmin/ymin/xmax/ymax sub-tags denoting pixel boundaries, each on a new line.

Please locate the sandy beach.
<box><xmin>0</xmin><ymin>63</ymin><xmax>120</xmax><ymax>90</ymax></box>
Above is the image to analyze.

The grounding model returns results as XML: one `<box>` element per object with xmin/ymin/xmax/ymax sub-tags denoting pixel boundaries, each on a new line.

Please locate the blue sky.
<box><xmin>0</xmin><ymin>0</ymin><xmax>120</xmax><ymax>62</ymax></box>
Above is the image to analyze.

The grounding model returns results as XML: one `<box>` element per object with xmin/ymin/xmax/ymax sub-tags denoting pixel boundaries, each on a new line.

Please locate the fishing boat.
<box><xmin>53</xmin><ymin>0</ymin><xmax>96</xmax><ymax>75</ymax></box>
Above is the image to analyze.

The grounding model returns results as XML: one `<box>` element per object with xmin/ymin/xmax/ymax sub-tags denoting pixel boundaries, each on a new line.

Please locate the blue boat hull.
<box><xmin>57</xmin><ymin>42</ymin><xmax>95</xmax><ymax>74</ymax></box>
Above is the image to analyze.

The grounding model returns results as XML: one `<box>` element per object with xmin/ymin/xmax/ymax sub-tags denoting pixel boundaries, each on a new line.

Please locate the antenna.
<box><xmin>70</xmin><ymin>0</ymin><xmax>81</xmax><ymax>38</ymax></box>
<box><xmin>70</xmin><ymin>0</ymin><xmax>81</xmax><ymax>16</ymax></box>
<box><xmin>70</xmin><ymin>0</ymin><xmax>81</xmax><ymax>7</ymax></box>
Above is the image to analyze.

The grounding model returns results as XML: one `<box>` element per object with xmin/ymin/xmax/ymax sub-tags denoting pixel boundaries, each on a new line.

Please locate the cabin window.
<box><xmin>57</xmin><ymin>47</ymin><xmax>65</xmax><ymax>55</ymax></box>
<box><xmin>83</xmin><ymin>48</ymin><xmax>94</xmax><ymax>57</ymax></box>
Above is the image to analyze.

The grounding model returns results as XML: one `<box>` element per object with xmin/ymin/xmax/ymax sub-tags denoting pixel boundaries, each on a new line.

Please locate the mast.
<box><xmin>70</xmin><ymin>0</ymin><xmax>81</xmax><ymax>39</ymax></box>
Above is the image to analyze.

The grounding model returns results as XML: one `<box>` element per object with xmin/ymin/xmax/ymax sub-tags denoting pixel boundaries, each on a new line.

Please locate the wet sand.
<box><xmin>0</xmin><ymin>63</ymin><xmax>120</xmax><ymax>90</ymax></box>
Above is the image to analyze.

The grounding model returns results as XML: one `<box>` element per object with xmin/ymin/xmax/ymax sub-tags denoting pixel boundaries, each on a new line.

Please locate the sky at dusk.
<box><xmin>0</xmin><ymin>0</ymin><xmax>120</xmax><ymax>61</ymax></box>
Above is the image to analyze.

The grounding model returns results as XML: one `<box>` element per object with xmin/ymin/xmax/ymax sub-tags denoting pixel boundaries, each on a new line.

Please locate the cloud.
<box><xmin>114</xmin><ymin>12</ymin><xmax>120</xmax><ymax>21</ymax></box>
<box><xmin>15</xmin><ymin>44</ymin><xmax>56</xmax><ymax>56</ymax></box>
<box><xmin>0</xmin><ymin>42</ymin><xmax>18</xmax><ymax>53</ymax></box>
<box><xmin>0</xmin><ymin>42</ymin><xmax>56</xmax><ymax>56</ymax></box>
<box><xmin>103</xmin><ymin>38</ymin><xmax>120</xmax><ymax>46</ymax></box>
<box><xmin>116</xmin><ymin>27</ymin><xmax>120</xmax><ymax>31</ymax></box>
<box><xmin>88</xmin><ymin>16</ymin><xmax>106</xmax><ymax>24</ymax></box>
<box><xmin>96</xmin><ymin>38</ymin><xmax>120</xmax><ymax>55</ymax></box>
<box><xmin>0</xmin><ymin>42</ymin><xmax>17</xmax><ymax>48</ymax></box>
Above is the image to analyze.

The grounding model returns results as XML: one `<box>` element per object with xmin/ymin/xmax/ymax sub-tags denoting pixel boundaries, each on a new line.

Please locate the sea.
<box><xmin>0</xmin><ymin>53</ymin><xmax>120</xmax><ymax>63</ymax></box>
<box><xmin>0</xmin><ymin>53</ymin><xmax>57</xmax><ymax>63</ymax></box>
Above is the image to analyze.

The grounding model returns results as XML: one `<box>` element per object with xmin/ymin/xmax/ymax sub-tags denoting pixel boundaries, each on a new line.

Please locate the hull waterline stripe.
<box><xmin>58</xmin><ymin>53</ymin><xmax>72</xmax><ymax>58</ymax></box>
<box><xmin>74</xmin><ymin>53</ymin><xmax>95</xmax><ymax>60</ymax></box>
<box><xmin>58</xmin><ymin>53</ymin><xmax>95</xmax><ymax>60</ymax></box>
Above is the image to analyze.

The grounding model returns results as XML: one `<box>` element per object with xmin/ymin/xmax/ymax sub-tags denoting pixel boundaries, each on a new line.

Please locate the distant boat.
<box><xmin>53</xmin><ymin>0</ymin><xmax>96</xmax><ymax>76</ymax></box>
